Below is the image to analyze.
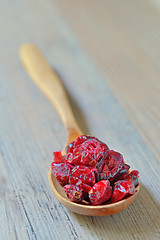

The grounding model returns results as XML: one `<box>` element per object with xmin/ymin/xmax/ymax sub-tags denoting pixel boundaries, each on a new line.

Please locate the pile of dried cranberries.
<box><xmin>51</xmin><ymin>135</ymin><xmax>139</xmax><ymax>205</ymax></box>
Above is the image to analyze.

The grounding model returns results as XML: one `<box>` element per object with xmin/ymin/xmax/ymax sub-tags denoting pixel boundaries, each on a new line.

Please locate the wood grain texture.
<box><xmin>0</xmin><ymin>0</ymin><xmax>159</xmax><ymax>240</ymax></box>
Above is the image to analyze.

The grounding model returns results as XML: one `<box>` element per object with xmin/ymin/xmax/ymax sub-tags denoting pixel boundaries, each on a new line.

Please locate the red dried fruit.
<box><xmin>95</xmin><ymin>172</ymin><xmax>108</xmax><ymax>182</ymax></box>
<box><xmin>118</xmin><ymin>170</ymin><xmax>140</xmax><ymax>187</ymax></box>
<box><xmin>76</xmin><ymin>179</ymin><xmax>92</xmax><ymax>200</ymax></box>
<box><xmin>131</xmin><ymin>170</ymin><xmax>140</xmax><ymax>178</ymax></box>
<box><xmin>81</xmin><ymin>182</ymin><xmax>92</xmax><ymax>193</ymax></box>
<box><xmin>74</xmin><ymin>135</ymin><xmax>89</xmax><ymax>146</ymax></box>
<box><xmin>66</xmin><ymin>135</ymin><xmax>109</xmax><ymax>167</ymax></box>
<box><xmin>111</xmin><ymin>188</ymin><xmax>125</xmax><ymax>203</ymax></box>
<box><xmin>69</xmin><ymin>165</ymin><xmax>97</xmax><ymax>186</ymax></box>
<box><xmin>53</xmin><ymin>151</ymin><xmax>66</xmax><ymax>163</ymax></box>
<box><xmin>65</xmin><ymin>142</ymin><xmax>74</xmax><ymax>154</ymax></box>
<box><xmin>63</xmin><ymin>184</ymin><xmax>84</xmax><ymax>203</ymax></box>
<box><xmin>95</xmin><ymin>155</ymin><xmax>108</xmax><ymax>173</ymax></box>
<box><xmin>51</xmin><ymin>162</ymin><xmax>73</xmax><ymax>186</ymax></box>
<box><xmin>65</xmin><ymin>135</ymin><xmax>89</xmax><ymax>154</ymax></box>
<box><xmin>112</xmin><ymin>164</ymin><xmax>130</xmax><ymax>183</ymax></box>
<box><xmin>111</xmin><ymin>180</ymin><xmax>136</xmax><ymax>203</ymax></box>
<box><xmin>97</xmin><ymin>150</ymin><xmax>124</xmax><ymax>181</ymax></box>
<box><xmin>89</xmin><ymin>180</ymin><xmax>112</xmax><ymax>205</ymax></box>
<box><xmin>119</xmin><ymin>164</ymin><xmax>130</xmax><ymax>175</ymax></box>
<box><xmin>131</xmin><ymin>175</ymin><xmax>138</xmax><ymax>187</ymax></box>
<box><xmin>130</xmin><ymin>170</ymin><xmax>139</xmax><ymax>186</ymax></box>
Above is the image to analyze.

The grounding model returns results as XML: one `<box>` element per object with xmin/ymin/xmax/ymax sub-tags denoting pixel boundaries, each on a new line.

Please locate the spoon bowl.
<box><xmin>48</xmin><ymin>133</ymin><xmax>140</xmax><ymax>216</ymax></box>
<box><xmin>49</xmin><ymin>168</ymin><xmax>140</xmax><ymax>216</ymax></box>
<box><xmin>20</xmin><ymin>43</ymin><xmax>140</xmax><ymax>216</ymax></box>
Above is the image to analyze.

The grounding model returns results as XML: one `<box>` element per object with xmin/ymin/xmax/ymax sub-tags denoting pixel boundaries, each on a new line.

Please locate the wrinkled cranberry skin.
<box><xmin>102</xmin><ymin>150</ymin><xmax>124</xmax><ymax>181</ymax></box>
<box><xmin>63</xmin><ymin>185</ymin><xmax>84</xmax><ymax>203</ymax></box>
<box><xmin>131</xmin><ymin>170</ymin><xmax>140</xmax><ymax>178</ymax></box>
<box><xmin>111</xmin><ymin>188</ymin><xmax>125</xmax><ymax>203</ymax></box>
<box><xmin>96</xmin><ymin>150</ymin><xmax>125</xmax><ymax>182</ymax></box>
<box><xmin>89</xmin><ymin>180</ymin><xmax>112</xmax><ymax>205</ymax></box>
<box><xmin>105</xmin><ymin>150</ymin><xmax>124</xmax><ymax>169</ymax></box>
<box><xmin>111</xmin><ymin>180</ymin><xmax>136</xmax><ymax>203</ymax></box>
<box><xmin>113</xmin><ymin>164</ymin><xmax>130</xmax><ymax>183</ymax></box>
<box><xmin>65</xmin><ymin>135</ymin><xmax>89</xmax><ymax>154</ymax></box>
<box><xmin>69</xmin><ymin>165</ymin><xmax>97</xmax><ymax>186</ymax></box>
<box><xmin>51</xmin><ymin>162</ymin><xmax>73</xmax><ymax>186</ymax></box>
<box><xmin>76</xmin><ymin>179</ymin><xmax>92</xmax><ymax>200</ymax></box>
<box><xmin>53</xmin><ymin>151</ymin><xmax>62</xmax><ymax>162</ymax></box>
<box><xmin>65</xmin><ymin>142</ymin><xmax>74</xmax><ymax>154</ymax></box>
<box><xmin>74</xmin><ymin>135</ymin><xmax>89</xmax><ymax>146</ymax></box>
<box><xmin>53</xmin><ymin>151</ymin><xmax>66</xmax><ymax>163</ymax></box>
<box><xmin>95</xmin><ymin>152</ymin><xmax>108</xmax><ymax>173</ymax></box>
<box><xmin>119</xmin><ymin>170</ymin><xmax>140</xmax><ymax>187</ymax></box>
<box><xmin>66</xmin><ymin>135</ymin><xmax>109</xmax><ymax>167</ymax></box>
<box><xmin>119</xmin><ymin>164</ymin><xmax>130</xmax><ymax>175</ymax></box>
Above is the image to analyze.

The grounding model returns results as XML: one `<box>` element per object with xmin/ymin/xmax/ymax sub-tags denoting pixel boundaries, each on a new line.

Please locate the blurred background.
<box><xmin>54</xmin><ymin>0</ymin><xmax>160</xmax><ymax>159</ymax></box>
<box><xmin>1</xmin><ymin>0</ymin><xmax>159</xmax><ymax>158</ymax></box>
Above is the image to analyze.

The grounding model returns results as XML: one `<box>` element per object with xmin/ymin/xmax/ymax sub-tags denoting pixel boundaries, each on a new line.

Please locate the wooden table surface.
<box><xmin>0</xmin><ymin>0</ymin><xmax>160</xmax><ymax>239</ymax></box>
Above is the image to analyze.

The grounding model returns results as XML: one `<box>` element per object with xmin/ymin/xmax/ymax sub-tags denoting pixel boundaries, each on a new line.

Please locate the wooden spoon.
<box><xmin>19</xmin><ymin>43</ymin><xmax>140</xmax><ymax>216</ymax></box>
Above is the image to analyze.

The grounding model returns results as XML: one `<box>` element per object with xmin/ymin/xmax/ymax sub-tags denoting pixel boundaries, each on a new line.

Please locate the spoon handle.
<box><xmin>20</xmin><ymin>43</ymin><xmax>82</xmax><ymax>141</ymax></box>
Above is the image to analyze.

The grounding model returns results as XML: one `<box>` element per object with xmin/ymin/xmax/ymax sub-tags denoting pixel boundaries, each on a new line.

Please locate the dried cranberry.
<box><xmin>76</xmin><ymin>138</ymin><xmax>107</xmax><ymax>166</ymax></box>
<box><xmin>65</xmin><ymin>142</ymin><xmax>74</xmax><ymax>154</ymax></box>
<box><xmin>53</xmin><ymin>151</ymin><xmax>66</xmax><ymax>163</ymax></box>
<box><xmin>131</xmin><ymin>175</ymin><xmax>138</xmax><ymax>187</ymax></box>
<box><xmin>95</xmin><ymin>153</ymin><xmax>108</xmax><ymax>173</ymax></box>
<box><xmin>98</xmin><ymin>150</ymin><xmax>124</xmax><ymax>181</ymax></box>
<box><xmin>119</xmin><ymin>164</ymin><xmax>130</xmax><ymax>175</ymax></box>
<box><xmin>131</xmin><ymin>170</ymin><xmax>140</xmax><ymax>178</ymax></box>
<box><xmin>118</xmin><ymin>170</ymin><xmax>139</xmax><ymax>187</ymax></box>
<box><xmin>66</xmin><ymin>135</ymin><xmax>109</xmax><ymax>167</ymax></box>
<box><xmin>69</xmin><ymin>165</ymin><xmax>97</xmax><ymax>186</ymax></box>
<box><xmin>76</xmin><ymin>179</ymin><xmax>92</xmax><ymax>200</ymax></box>
<box><xmin>112</xmin><ymin>164</ymin><xmax>130</xmax><ymax>183</ymax></box>
<box><xmin>111</xmin><ymin>187</ymin><xmax>125</xmax><ymax>203</ymax></box>
<box><xmin>51</xmin><ymin>162</ymin><xmax>73</xmax><ymax>186</ymax></box>
<box><xmin>81</xmin><ymin>183</ymin><xmax>92</xmax><ymax>197</ymax></box>
<box><xmin>74</xmin><ymin>135</ymin><xmax>89</xmax><ymax>146</ymax></box>
<box><xmin>89</xmin><ymin>180</ymin><xmax>112</xmax><ymax>205</ymax></box>
<box><xmin>111</xmin><ymin>180</ymin><xmax>136</xmax><ymax>203</ymax></box>
<box><xmin>63</xmin><ymin>185</ymin><xmax>84</xmax><ymax>203</ymax></box>
<box><xmin>66</xmin><ymin>152</ymin><xmax>81</xmax><ymax>165</ymax></box>
<box><xmin>65</xmin><ymin>136</ymin><xmax>90</xmax><ymax>154</ymax></box>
